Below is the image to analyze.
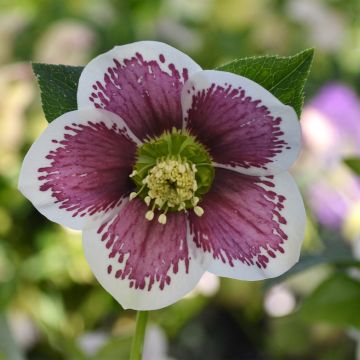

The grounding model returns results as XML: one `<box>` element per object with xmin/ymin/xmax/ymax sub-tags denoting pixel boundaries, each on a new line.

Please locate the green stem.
<box><xmin>129</xmin><ymin>311</ymin><xmax>148</xmax><ymax>360</ymax></box>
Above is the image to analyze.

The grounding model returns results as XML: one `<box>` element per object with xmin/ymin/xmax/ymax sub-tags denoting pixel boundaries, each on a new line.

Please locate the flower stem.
<box><xmin>130</xmin><ymin>311</ymin><xmax>148</xmax><ymax>360</ymax></box>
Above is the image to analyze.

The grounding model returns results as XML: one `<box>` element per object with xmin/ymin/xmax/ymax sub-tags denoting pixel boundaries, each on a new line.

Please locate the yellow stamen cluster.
<box><xmin>130</xmin><ymin>158</ymin><xmax>204</xmax><ymax>224</ymax></box>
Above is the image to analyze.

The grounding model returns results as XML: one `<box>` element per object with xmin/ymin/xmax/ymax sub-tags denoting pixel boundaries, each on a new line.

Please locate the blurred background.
<box><xmin>0</xmin><ymin>0</ymin><xmax>360</xmax><ymax>359</ymax></box>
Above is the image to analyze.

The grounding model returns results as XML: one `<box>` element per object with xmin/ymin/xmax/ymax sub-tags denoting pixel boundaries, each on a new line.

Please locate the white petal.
<box><xmin>188</xmin><ymin>170</ymin><xmax>306</xmax><ymax>281</ymax></box>
<box><xmin>82</xmin><ymin>199</ymin><xmax>207</xmax><ymax>310</ymax></box>
<box><xmin>182</xmin><ymin>70</ymin><xmax>301</xmax><ymax>176</ymax></box>
<box><xmin>77</xmin><ymin>41</ymin><xmax>202</xmax><ymax>140</ymax></box>
<box><xmin>18</xmin><ymin>108</ymin><xmax>139</xmax><ymax>230</ymax></box>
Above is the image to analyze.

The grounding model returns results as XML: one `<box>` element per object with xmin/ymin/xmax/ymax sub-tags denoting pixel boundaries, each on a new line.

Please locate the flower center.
<box><xmin>129</xmin><ymin>129</ymin><xmax>214</xmax><ymax>224</ymax></box>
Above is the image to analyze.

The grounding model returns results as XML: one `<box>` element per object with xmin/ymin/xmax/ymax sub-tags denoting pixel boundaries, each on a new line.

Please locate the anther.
<box><xmin>145</xmin><ymin>210</ymin><xmax>154</xmax><ymax>221</ymax></box>
<box><xmin>129</xmin><ymin>170</ymin><xmax>137</xmax><ymax>177</ymax></box>
<box><xmin>158</xmin><ymin>213</ymin><xmax>167</xmax><ymax>224</ymax></box>
<box><xmin>129</xmin><ymin>192</ymin><xmax>137</xmax><ymax>201</ymax></box>
<box><xmin>194</xmin><ymin>206</ymin><xmax>204</xmax><ymax>217</ymax></box>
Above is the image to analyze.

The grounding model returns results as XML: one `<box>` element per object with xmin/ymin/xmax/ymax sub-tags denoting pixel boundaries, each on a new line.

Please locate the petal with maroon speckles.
<box><xmin>78</xmin><ymin>41</ymin><xmax>202</xmax><ymax>141</ymax></box>
<box><xmin>82</xmin><ymin>199</ymin><xmax>207</xmax><ymax>310</ymax></box>
<box><xmin>188</xmin><ymin>169</ymin><xmax>306</xmax><ymax>280</ymax></box>
<box><xmin>182</xmin><ymin>70</ymin><xmax>301</xmax><ymax>176</ymax></box>
<box><xmin>18</xmin><ymin>109</ymin><xmax>139</xmax><ymax>230</ymax></box>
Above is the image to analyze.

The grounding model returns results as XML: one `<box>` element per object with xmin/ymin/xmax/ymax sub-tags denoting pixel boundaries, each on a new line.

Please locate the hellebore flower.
<box><xmin>19</xmin><ymin>41</ymin><xmax>305</xmax><ymax>310</ymax></box>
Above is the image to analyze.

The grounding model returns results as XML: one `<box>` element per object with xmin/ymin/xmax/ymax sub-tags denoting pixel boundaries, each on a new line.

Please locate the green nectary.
<box><xmin>130</xmin><ymin>128</ymin><xmax>214</xmax><ymax>218</ymax></box>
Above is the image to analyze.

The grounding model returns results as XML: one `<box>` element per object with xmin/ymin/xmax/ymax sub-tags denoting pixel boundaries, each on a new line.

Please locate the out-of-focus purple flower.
<box><xmin>298</xmin><ymin>82</ymin><xmax>360</xmax><ymax>230</ymax></box>
<box><xmin>302</xmin><ymin>83</ymin><xmax>360</xmax><ymax>162</ymax></box>
<box><xmin>308</xmin><ymin>181</ymin><xmax>351</xmax><ymax>229</ymax></box>
<box><xmin>311</xmin><ymin>84</ymin><xmax>360</xmax><ymax>149</ymax></box>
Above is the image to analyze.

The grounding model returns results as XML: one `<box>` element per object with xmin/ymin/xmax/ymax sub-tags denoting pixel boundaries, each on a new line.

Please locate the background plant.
<box><xmin>0</xmin><ymin>0</ymin><xmax>359</xmax><ymax>359</ymax></box>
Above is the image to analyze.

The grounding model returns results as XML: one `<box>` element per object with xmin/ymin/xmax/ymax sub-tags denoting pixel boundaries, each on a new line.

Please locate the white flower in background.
<box><xmin>166</xmin><ymin>0</ymin><xmax>213</xmax><ymax>21</ymax></box>
<box><xmin>143</xmin><ymin>325</ymin><xmax>176</xmax><ymax>360</ymax></box>
<box><xmin>0</xmin><ymin>10</ymin><xmax>29</xmax><ymax>63</ymax></box>
<box><xmin>34</xmin><ymin>20</ymin><xmax>97</xmax><ymax>65</ymax></box>
<box><xmin>287</xmin><ymin>0</ymin><xmax>345</xmax><ymax>52</ymax></box>
<box><xmin>155</xmin><ymin>19</ymin><xmax>202</xmax><ymax>52</ymax></box>
<box><xmin>78</xmin><ymin>331</ymin><xmax>108</xmax><ymax>356</ymax></box>
<box><xmin>264</xmin><ymin>284</ymin><xmax>296</xmax><ymax>317</ymax></box>
<box><xmin>8</xmin><ymin>312</ymin><xmax>39</xmax><ymax>350</ymax></box>
<box><xmin>0</xmin><ymin>63</ymin><xmax>34</xmax><ymax>176</ymax></box>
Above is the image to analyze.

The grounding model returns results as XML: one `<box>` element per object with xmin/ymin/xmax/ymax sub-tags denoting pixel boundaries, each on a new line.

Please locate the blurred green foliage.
<box><xmin>1</xmin><ymin>0</ymin><xmax>360</xmax><ymax>359</ymax></box>
<box><xmin>300</xmin><ymin>272</ymin><xmax>360</xmax><ymax>329</ymax></box>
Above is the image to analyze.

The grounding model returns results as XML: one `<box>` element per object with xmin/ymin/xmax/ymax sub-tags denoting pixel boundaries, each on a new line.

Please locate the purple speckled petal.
<box><xmin>307</xmin><ymin>183</ymin><xmax>348</xmax><ymax>229</ymax></box>
<box><xmin>78</xmin><ymin>41</ymin><xmax>202</xmax><ymax>141</ymax></box>
<box><xmin>182</xmin><ymin>70</ymin><xmax>301</xmax><ymax>176</ymax></box>
<box><xmin>83</xmin><ymin>198</ymin><xmax>207</xmax><ymax>310</ymax></box>
<box><xmin>189</xmin><ymin>169</ymin><xmax>305</xmax><ymax>280</ymax></box>
<box><xmin>18</xmin><ymin>109</ymin><xmax>139</xmax><ymax>230</ymax></box>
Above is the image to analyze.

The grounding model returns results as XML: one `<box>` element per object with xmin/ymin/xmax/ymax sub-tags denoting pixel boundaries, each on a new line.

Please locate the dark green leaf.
<box><xmin>32</xmin><ymin>63</ymin><xmax>83</xmax><ymax>123</ymax></box>
<box><xmin>216</xmin><ymin>48</ymin><xmax>314</xmax><ymax>117</ymax></box>
<box><xmin>344</xmin><ymin>157</ymin><xmax>360</xmax><ymax>175</ymax></box>
<box><xmin>299</xmin><ymin>272</ymin><xmax>360</xmax><ymax>329</ymax></box>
